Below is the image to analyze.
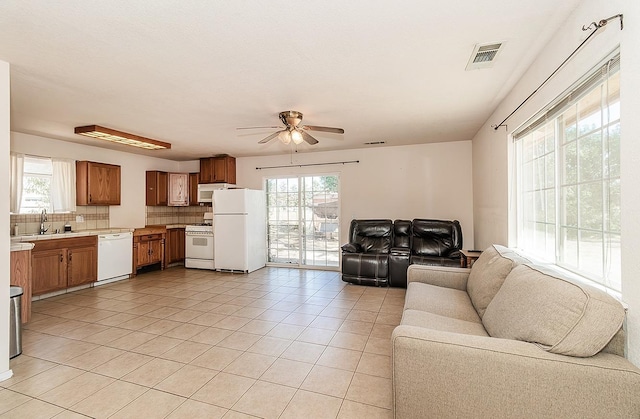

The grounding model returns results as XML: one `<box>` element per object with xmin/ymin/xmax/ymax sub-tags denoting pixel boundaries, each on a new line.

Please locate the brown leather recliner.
<box><xmin>410</xmin><ymin>219</ymin><xmax>463</xmax><ymax>267</ymax></box>
<box><xmin>341</xmin><ymin>219</ymin><xmax>393</xmax><ymax>286</ymax></box>
<box><xmin>342</xmin><ymin>219</ymin><xmax>463</xmax><ymax>288</ymax></box>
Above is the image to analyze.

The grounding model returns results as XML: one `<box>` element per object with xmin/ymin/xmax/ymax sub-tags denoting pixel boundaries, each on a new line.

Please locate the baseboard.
<box><xmin>0</xmin><ymin>369</ymin><xmax>14</xmax><ymax>382</ymax></box>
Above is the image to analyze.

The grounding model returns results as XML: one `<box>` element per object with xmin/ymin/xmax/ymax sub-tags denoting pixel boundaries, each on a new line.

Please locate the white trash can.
<box><xmin>9</xmin><ymin>286</ymin><xmax>23</xmax><ymax>359</ymax></box>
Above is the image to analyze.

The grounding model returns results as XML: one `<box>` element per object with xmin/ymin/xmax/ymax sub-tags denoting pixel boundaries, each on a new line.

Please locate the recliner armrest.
<box><xmin>341</xmin><ymin>243</ymin><xmax>363</xmax><ymax>253</ymax></box>
<box><xmin>390</xmin><ymin>247</ymin><xmax>410</xmax><ymax>256</ymax></box>
<box><xmin>447</xmin><ymin>249</ymin><xmax>461</xmax><ymax>259</ymax></box>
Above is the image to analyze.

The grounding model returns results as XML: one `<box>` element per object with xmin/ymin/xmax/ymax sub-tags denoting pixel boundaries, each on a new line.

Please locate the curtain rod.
<box><xmin>256</xmin><ymin>160</ymin><xmax>359</xmax><ymax>170</ymax></box>
<box><xmin>492</xmin><ymin>13</ymin><xmax>623</xmax><ymax>131</ymax></box>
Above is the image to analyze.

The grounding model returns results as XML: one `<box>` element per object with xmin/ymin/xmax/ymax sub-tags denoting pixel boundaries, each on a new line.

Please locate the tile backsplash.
<box><xmin>145</xmin><ymin>205</ymin><xmax>211</xmax><ymax>226</ymax></box>
<box><xmin>10</xmin><ymin>204</ymin><xmax>213</xmax><ymax>236</ymax></box>
<box><xmin>10</xmin><ymin>206</ymin><xmax>110</xmax><ymax>236</ymax></box>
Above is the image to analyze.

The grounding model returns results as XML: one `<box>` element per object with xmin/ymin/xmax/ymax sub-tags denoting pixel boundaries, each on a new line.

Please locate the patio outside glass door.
<box><xmin>266</xmin><ymin>175</ymin><xmax>339</xmax><ymax>268</ymax></box>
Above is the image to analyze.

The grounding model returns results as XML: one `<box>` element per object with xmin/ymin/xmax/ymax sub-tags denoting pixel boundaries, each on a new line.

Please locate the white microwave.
<box><xmin>197</xmin><ymin>183</ymin><xmax>235</xmax><ymax>203</ymax></box>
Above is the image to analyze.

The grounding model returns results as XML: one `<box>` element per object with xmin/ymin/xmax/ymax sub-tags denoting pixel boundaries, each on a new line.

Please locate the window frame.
<box><xmin>264</xmin><ymin>173</ymin><xmax>341</xmax><ymax>269</ymax></box>
<box><xmin>19</xmin><ymin>155</ymin><xmax>54</xmax><ymax>214</ymax></box>
<box><xmin>513</xmin><ymin>51</ymin><xmax>621</xmax><ymax>292</ymax></box>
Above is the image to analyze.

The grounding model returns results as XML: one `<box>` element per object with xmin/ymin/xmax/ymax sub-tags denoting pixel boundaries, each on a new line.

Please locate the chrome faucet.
<box><xmin>39</xmin><ymin>209</ymin><xmax>48</xmax><ymax>235</ymax></box>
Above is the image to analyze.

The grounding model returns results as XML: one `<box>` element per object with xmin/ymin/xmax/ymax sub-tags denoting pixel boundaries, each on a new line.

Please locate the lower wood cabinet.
<box><xmin>165</xmin><ymin>227</ymin><xmax>185</xmax><ymax>264</ymax></box>
<box><xmin>30</xmin><ymin>236</ymin><xmax>98</xmax><ymax>295</ymax></box>
<box><xmin>10</xmin><ymin>249</ymin><xmax>33</xmax><ymax>323</ymax></box>
<box><xmin>67</xmin><ymin>246</ymin><xmax>97</xmax><ymax>287</ymax></box>
<box><xmin>132</xmin><ymin>228</ymin><xmax>166</xmax><ymax>275</ymax></box>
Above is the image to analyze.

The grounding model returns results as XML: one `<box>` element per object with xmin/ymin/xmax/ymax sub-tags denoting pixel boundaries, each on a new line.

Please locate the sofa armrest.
<box><xmin>392</xmin><ymin>325</ymin><xmax>640</xmax><ymax>419</ymax></box>
<box><xmin>407</xmin><ymin>264</ymin><xmax>470</xmax><ymax>291</ymax></box>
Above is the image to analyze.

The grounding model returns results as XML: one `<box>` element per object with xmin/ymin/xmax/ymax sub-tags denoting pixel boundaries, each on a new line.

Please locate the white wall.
<box><xmin>10</xmin><ymin>132</ymin><xmax>197</xmax><ymax>228</ymax></box>
<box><xmin>237</xmin><ymin>142</ymin><xmax>474</xmax><ymax>248</ymax></box>
<box><xmin>0</xmin><ymin>60</ymin><xmax>11</xmax><ymax>379</ymax></box>
<box><xmin>471</xmin><ymin>0</ymin><xmax>640</xmax><ymax>365</ymax></box>
<box><xmin>620</xmin><ymin>0</ymin><xmax>640</xmax><ymax>366</ymax></box>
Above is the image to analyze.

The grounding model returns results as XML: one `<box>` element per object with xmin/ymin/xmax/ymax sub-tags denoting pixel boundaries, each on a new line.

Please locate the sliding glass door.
<box><xmin>266</xmin><ymin>175</ymin><xmax>340</xmax><ymax>268</ymax></box>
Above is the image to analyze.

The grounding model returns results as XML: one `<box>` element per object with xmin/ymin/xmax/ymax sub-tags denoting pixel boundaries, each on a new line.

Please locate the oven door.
<box><xmin>185</xmin><ymin>233</ymin><xmax>214</xmax><ymax>260</ymax></box>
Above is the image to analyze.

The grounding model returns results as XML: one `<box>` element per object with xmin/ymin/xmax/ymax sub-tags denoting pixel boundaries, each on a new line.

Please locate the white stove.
<box><xmin>185</xmin><ymin>223</ymin><xmax>213</xmax><ymax>234</ymax></box>
<box><xmin>185</xmin><ymin>223</ymin><xmax>214</xmax><ymax>269</ymax></box>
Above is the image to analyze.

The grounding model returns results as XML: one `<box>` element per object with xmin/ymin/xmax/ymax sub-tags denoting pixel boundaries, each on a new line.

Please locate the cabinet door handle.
<box><xmin>60</xmin><ymin>254</ymin><xmax>64</xmax><ymax>263</ymax></box>
<box><xmin>89</xmin><ymin>194</ymin><xmax>92</xmax><ymax>203</ymax></box>
<box><xmin>68</xmin><ymin>252</ymin><xmax>72</xmax><ymax>262</ymax></box>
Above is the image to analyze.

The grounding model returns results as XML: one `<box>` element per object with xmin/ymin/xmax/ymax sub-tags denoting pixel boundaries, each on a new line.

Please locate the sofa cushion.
<box><xmin>482</xmin><ymin>264</ymin><xmax>625</xmax><ymax>357</ymax></box>
<box><xmin>405</xmin><ymin>282</ymin><xmax>481</xmax><ymax>323</ymax></box>
<box><xmin>466</xmin><ymin>245</ymin><xmax>529</xmax><ymax>318</ymax></box>
<box><xmin>401</xmin><ymin>309</ymin><xmax>488</xmax><ymax>336</ymax></box>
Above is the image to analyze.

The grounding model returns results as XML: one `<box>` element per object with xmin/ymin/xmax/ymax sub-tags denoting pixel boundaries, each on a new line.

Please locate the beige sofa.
<box><xmin>392</xmin><ymin>245</ymin><xmax>640</xmax><ymax>419</ymax></box>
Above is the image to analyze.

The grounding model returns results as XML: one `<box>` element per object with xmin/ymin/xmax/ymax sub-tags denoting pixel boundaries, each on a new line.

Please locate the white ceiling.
<box><xmin>0</xmin><ymin>0</ymin><xmax>582</xmax><ymax>160</ymax></box>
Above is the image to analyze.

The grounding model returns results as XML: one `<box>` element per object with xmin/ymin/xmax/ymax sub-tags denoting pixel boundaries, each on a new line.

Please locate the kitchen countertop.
<box><xmin>134</xmin><ymin>226</ymin><xmax>168</xmax><ymax>236</ymax></box>
<box><xmin>11</xmin><ymin>228</ymin><xmax>135</xmax><ymax>243</ymax></box>
<box><xmin>11</xmin><ymin>242</ymin><xmax>35</xmax><ymax>251</ymax></box>
<box><xmin>146</xmin><ymin>224</ymin><xmax>186</xmax><ymax>229</ymax></box>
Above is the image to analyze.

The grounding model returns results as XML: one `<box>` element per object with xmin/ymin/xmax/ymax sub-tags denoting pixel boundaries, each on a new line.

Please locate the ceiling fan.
<box><xmin>237</xmin><ymin>110</ymin><xmax>344</xmax><ymax>145</ymax></box>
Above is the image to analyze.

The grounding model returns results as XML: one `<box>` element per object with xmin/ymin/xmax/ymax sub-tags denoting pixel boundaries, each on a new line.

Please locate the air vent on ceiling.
<box><xmin>465</xmin><ymin>42</ymin><xmax>504</xmax><ymax>71</ymax></box>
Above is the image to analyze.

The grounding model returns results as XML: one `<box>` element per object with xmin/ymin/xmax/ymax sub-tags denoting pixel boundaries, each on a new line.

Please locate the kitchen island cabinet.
<box><xmin>133</xmin><ymin>227</ymin><xmax>166</xmax><ymax>276</ymax></box>
<box><xmin>29</xmin><ymin>236</ymin><xmax>98</xmax><ymax>295</ymax></box>
<box><xmin>76</xmin><ymin>161</ymin><xmax>121</xmax><ymax>205</ymax></box>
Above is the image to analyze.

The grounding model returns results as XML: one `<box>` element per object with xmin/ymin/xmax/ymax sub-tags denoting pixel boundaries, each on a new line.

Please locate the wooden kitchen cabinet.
<box><xmin>132</xmin><ymin>228</ymin><xmax>166</xmax><ymax>275</ymax></box>
<box><xmin>32</xmin><ymin>249</ymin><xmax>66</xmax><ymax>295</ymax></box>
<box><xmin>30</xmin><ymin>236</ymin><xmax>98</xmax><ymax>295</ymax></box>
<box><xmin>189</xmin><ymin>172</ymin><xmax>199</xmax><ymax>206</ymax></box>
<box><xmin>76</xmin><ymin>161</ymin><xmax>121</xmax><ymax>205</ymax></box>
<box><xmin>199</xmin><ymin>155</ymin><xmax>236</xmax><ymax>184</ymax></box>
<box><xmin>165</xmin><ymin>227</ymin><xmax>185</xmax><ymax>265</ymax></box>
<box><xmin>137</xmin><ymin>239</ymin><xmax>162</xmax><ymax>266</ymax></box>
<box><xmin>67</xmin><ymin>246</ymin><xmax>97</xmax><ymax>287</ymax></box>
<box><xmin>10</xmin><ymin>249</ymin><xmax>32</xmax><ymax>323</ymax></box>
<box><xmin>168</xmin><ymin>173</ymin><xmax>189</xmax><ymax>206</ymax></box>
<box><xmin>146</xmin><ymin>171</ymin><xmax>168</xmax><ymax>206</ymax></box>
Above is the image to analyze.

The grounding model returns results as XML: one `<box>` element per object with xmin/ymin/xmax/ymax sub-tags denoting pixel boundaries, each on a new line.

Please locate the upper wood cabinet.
<box><xmin>168</xmin><ymin>173</ymin><xmax>189</xmax><ymax>206</ymax></box>
<box><xmin>146</xmin><ymin>171</ymin><xmax>168</xmax><ymax>206</ymax></box>
<box><xmin>189</xmin><ymin>173</ymin><xmax>199</xmax><ymax>206</ymax></box>
<box><xmin>76</xmin><ymin>161</ymin><xmax>121</xmax><ymax>205</ymax></box>
<box><xmin>199</xmin><ymin>155</ymin><xmax>236</xmax><ymax>184</ymax></box>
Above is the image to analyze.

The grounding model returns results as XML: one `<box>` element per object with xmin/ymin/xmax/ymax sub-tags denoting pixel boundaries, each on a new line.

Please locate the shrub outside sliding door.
<box><xmin>265</xmin><ymin>175</ymin><xmax>339</xmax><ymax>268</ymax></box>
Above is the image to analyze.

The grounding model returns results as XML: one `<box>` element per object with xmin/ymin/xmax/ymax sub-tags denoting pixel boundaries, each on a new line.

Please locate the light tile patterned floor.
<box><xmin>1</xmin><ymin>266</ymin><xmax>405</xmax><ymax>418</ymax></box>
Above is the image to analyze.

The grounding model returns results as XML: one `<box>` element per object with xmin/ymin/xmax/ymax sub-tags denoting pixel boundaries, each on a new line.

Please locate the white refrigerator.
<box><xmin>214</xmin><ymin>188</ymin><xmax>266</xmax><ymax>273</ymax></box>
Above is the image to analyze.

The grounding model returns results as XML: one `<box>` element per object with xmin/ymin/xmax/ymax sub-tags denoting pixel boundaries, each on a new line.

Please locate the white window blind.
<box><xmin>514</xmin><ymin>52</ymin><xmax>620</xmax><ymax>291</ymax></box>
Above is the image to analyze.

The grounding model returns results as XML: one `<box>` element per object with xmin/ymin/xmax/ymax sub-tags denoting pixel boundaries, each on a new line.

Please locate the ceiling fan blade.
<box><xmin>237</xmin><ymin>126</ymin><xmax>281</xmax><ymax>130</ymax></box>
<box><xmin>301</xmin><ymin>131</ymin><xmax>319</xmax><ymax>145</ymax></box>
<box><xmin>258</xmin><ymin>131</ymin><xmax>281</xmax><ymax>144</ymax></box>
<box><xmin>302</xmin><ymin>125</ymin><xmax>344</xmax><ymax>134</ymax></box>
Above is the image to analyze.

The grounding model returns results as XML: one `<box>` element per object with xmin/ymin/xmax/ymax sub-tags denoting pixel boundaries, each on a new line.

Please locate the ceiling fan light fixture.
<box><xmin>291</xmin><ymin>129</ymin><xmax>304</xmax><ymax>145</ymax></box>
<box><xmin>74</xmin><ymin>125</ymin><xmax>171</xmax><ymax>150</ymax></box>
<box><xmin>278</xmin><ymin>130</ymin><xmax>292</xmax><ymax>145</ymax></box>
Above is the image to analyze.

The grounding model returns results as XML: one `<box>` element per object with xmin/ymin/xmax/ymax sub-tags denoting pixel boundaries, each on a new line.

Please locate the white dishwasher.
<box><xmin>97</xmin><ymin>232</ymin><xmax>133</xmax><ymax>284</ymax></box>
